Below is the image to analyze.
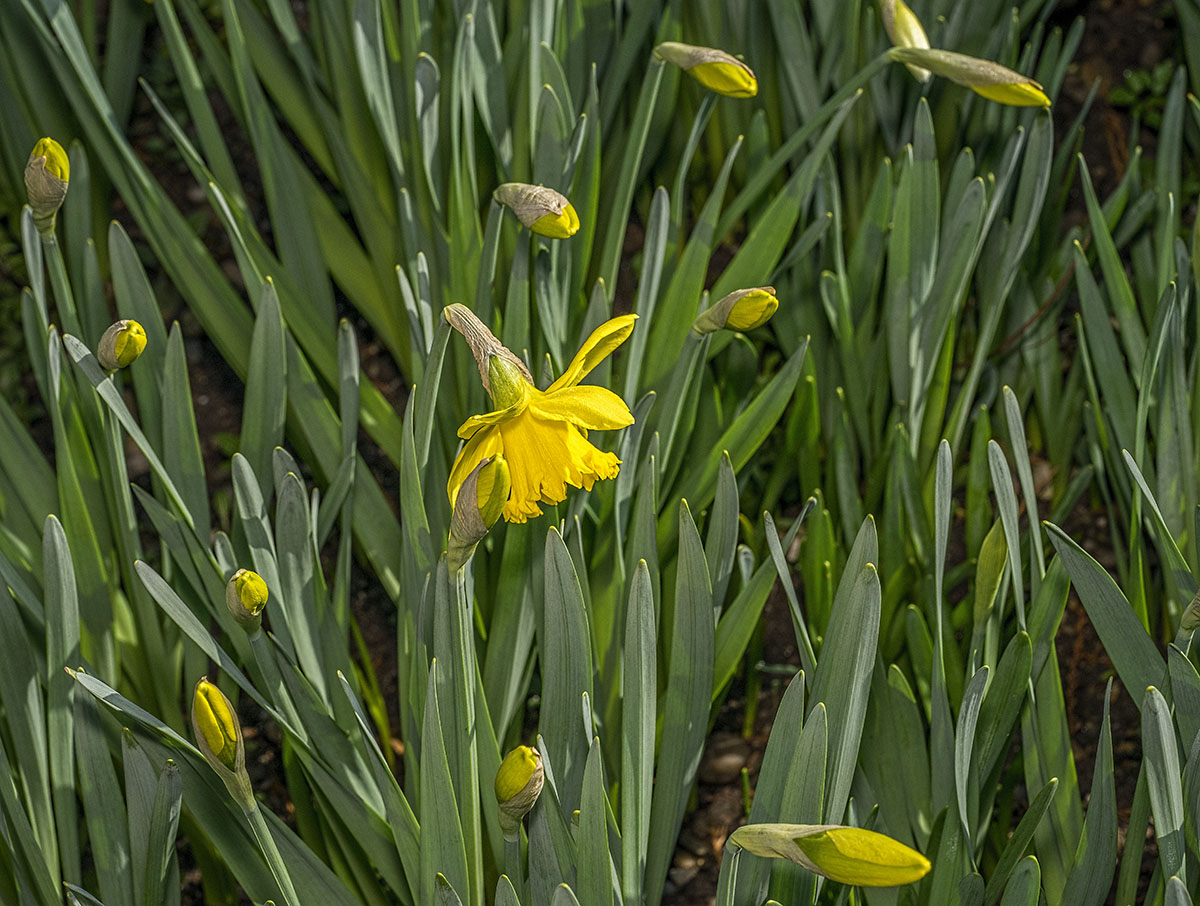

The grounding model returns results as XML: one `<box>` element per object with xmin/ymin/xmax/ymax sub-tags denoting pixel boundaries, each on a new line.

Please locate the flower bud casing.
<box><xmin>97</xmin><ymin>320</ymin><xmax>147</xmax><ymax>371</ymax></box>
<box><xmin>447</xmin><ymin>455</ymin><xmax>512</xmax><ymax>570</ymax></box>
<box><xmin>495</xmin><ymin>745</ymin><xmax>544</xmax><ymax>839</ymax></box>
<box><xmin>444</xmin><ymin>304</ymin><xmax>533</xmax><ymax>399</ymax></box>
<box><xmin>226</xmin><ymin>568</ymin><xmax>269</xmax><ymax>633</ymax></box>
<box><xmin>887</xmin><ymin>47</ymin><xmax>1050</xmax><ymax>106</ymax></box>
<box><xmin>729</xmin><ymin>823</ymin><xmax>931</xmax><ymax>887</ymax></box>
<box><xmin>693</xmin><ymin>287</ymin><xmax>779</xmax><ymax>335</ymax></box>
<box><xmin>25</xmin><ymin>138</ymin><xmax>70</xmax><ymax>235</ymax></box>
<box><xmin>654</xmin><ymin>42</ymin><xmax>757</xmax><ymax>97</ymax></box>
<box><xmin>192</xmin><ymin>677</ymin><xmax>253</xmax><ymax>805</ymax></box>
<box><xmin>494</xmin><ymin>183</ymin><xmax>579</xmax><ymax>238</ymax></box>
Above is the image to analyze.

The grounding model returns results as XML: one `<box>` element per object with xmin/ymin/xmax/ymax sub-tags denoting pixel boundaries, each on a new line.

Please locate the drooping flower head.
<box><xmin>97</xmin><ymin>320</ymin><xmax>147</xmax><ymax>371</ymax></box>
<box><xmin>226</xmin><ymin>568</ymin><xmax>269</xmax><ymax>633</ymax></box>
<box><xmin>444</xmin><ymin>304</ymin><xmax>636</xmax><ymax>524</ymax></box>
<box><xmin>654</xmin><ymin>42</ymin><xmax>757</xmax><ymax>98</ymax></box>
<box><xmin>494</xmin><ymin>183</ymin><xmax>580</xmax><ymax>238</ymax></box>
<box><xmin>728</xmin><ymin>823</ymin><xmax>931</xmax><ymax>887</ymax></box>
<box><xmin>887</xmin><ymin>47</ymin><xmax>1050</xmax><ymax>106</ymax></box>
<box><xmin>693</xmin><ymin>286</ymin><xmax>779</xmax><ymax>335</ymax></box>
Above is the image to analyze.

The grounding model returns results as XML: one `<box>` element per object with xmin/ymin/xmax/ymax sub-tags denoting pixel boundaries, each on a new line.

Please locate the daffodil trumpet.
<box><xmin>444</xmin><ymin>304</ymin><xmax>636</xmax><ymax>524</ymax></box>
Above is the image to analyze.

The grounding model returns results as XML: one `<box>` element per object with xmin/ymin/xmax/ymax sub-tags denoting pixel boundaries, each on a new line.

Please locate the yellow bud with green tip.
<box><xmin>97</xmin><ymin>320</ymin><xmax>147</xmax><ymax>371</ymax></box>
<box><xmin>693</xmin><ymin>287</ymin><xmax>779</xmax><ymax>335</ymax></box>
<box><xmin>226</xmin><ymin>568</ymin><xmax>269</xmax><ymax>633</ymax></box>
<box><xmin>728</xmin><ymin>823</ymin><xmax>931</xmax><ymax>887</ymax></box>
<box><xmin>25</xmin><ymin>137</ymin><xmax>70</xmax><ymax>235</ymax></box>
<box><xmin>887</xmin><ymin>47</ymin><xmax>1050</xmax><ymax>107</ymax></box>
<box><xmin>654</xmin><ymin>42</ymin><xmax>757</xmax><ymax>98</ymax></box>
<box><xmin>494</xmin><ymin>183</ymin><xmax>579</xmax><ymax>238</ymax></box>
<box><xmin>495</xmin><ymin>745</ymin><xmax>544</xmax><ymax>839</ymax></box>
<box><xmin>191</xmin><ymin>677</ymin><xmax>253</xmax><ymax>805</ymax></box>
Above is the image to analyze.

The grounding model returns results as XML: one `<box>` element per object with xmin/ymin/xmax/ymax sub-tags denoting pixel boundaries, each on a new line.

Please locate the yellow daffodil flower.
<box><xmin>25</xmin><ymin>137</ymin><xmax>70</xmax><ymax>235</ymax></box>
<box><xmin>887</xmin><ymin>47</ymin><xmax>1050</xmax><ymax>106</ymax></box>
<box><xmin>729</xmin><ymin>823</ymin><xmax>931</xmax><ymax>887</ymax></box>
<box><xmin>444</xmin><ymin>304</ymin><xmax>635</xmax><ymax>524</ymax></box>
<box><xmin>494</xmin><ymin>183</ymin><xmax>580</xmax><ymax>238</ymax></box>
<box><xmin>654</xmin><ymin>41</ymin><xmax>757</xmax><ymax>98</ymax></box>
<box><xmin>97</xmin><ymin>320</ymin><xmax>147</xmax><ymax>371</ymax></box>
<box><xmin>191</xmin><ymin>677</ymin><xmax>253</xmax><ymax>805</ymax></box>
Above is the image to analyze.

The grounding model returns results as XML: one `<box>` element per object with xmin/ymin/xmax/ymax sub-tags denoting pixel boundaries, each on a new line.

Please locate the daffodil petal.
<box><xmin>498</xmin><ymin>412</ymin><xmax>621</xmax><ymax>523</ymax></box>
<box><xmin>458</xmin><ymin>398</ymin><xmax>530</xmax><ymax>439</ymax></box>
<box><xmin>448</xmin><ymin>427</ymin><xmax>504</xmax><ymax>508</ymax></box>
<box><xmin>547</xmin><ymin>314</ymin><xmax>637</xmax><ymax>392</ymax></box>
<box><xmin>531</xmin><ymin>385</ymin><xmax>634</xmax><ymax>430</ymax></box>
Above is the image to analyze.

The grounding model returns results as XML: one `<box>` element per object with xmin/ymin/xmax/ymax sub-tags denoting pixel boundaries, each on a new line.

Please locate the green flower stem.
<box><xmin>243</xmin><ymin>799</ymin><xmax>302</xmax><ymax>906</ymax></box>
<box><xmin>452</xmin><ymin>565</ymin><xmax>484</xmax><ymax>906</ymax></box>
<box><xmin>504</xmin><ymin>834</ymin><xmax>526</xmax><ymax>902</ymax></box>
<box><xmin>249</xmin><ymin>631</ymin><xmax>310</xmax><ymax>749</ymax></box>
<box><xmin>40</xmin><ymin>235</ymin><xmax>85</xmax><ymax>342</ymax></box>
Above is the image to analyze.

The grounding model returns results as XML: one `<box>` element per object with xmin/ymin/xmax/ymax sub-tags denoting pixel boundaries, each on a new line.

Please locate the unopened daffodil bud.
<box><xmin>495</xmin><ymin>745</ymin><xmax>544</xmax><ymax>839</ymax></box>
<box><xmin>693</xmin><ymin>287</ymin><xmax>779</xmax><ymax>335</ymax></box>
<box><xmin>447</xmin><ymin>455</ymin><xmax>512</xmax><ymax>570</ymax></box>
<box><xmin>192</xmin><ymin>677</ymin><xmax>253</xmax><ymax>806</ymax></box>
<box><xmin>25</xmin><ymin>138</ymin><xmax>70</xmax><ymax>236</ymax></box>
<box><xmin>494</xmin><ymin>183</ymin><xmax>579</xmax><ymax>238</ymax></box>
<box><xmin>226</xmin><ymin>568</ymin><xmax>268</xmax><ymax>633</ymax></box>
<box><xmin>728</xmin><ymin>823</ymin><xmax>931</xmax><ymax>887</ymax></box>
<box><xmin>878</xmin><ymin>0</ymin><xmax>931</xmax><ymax>82</ymax></box>
<box><xmin>97</xmin><ymin>320</ymin><xmax>147</xmax><ymax>371</ymax></box>
<box><xmin>654</xmin><ymin>42</ymin><xmax>757</xmax><ymax>98</ymax></box>
<box><xmin>887</xmin><ymin>47</ymin><xmax>1050</xmax><ymax>106</ymax></box>
<box><xmin>443</xmin><ymin>304</ymin><xmax>533</xmax><ymax>402</ymax></box>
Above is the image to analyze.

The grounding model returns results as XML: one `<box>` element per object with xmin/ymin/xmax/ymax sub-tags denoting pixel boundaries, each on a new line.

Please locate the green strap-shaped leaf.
<box><xmin>984</xmin><ymin>779</ymin><xmax>1058</xmax><ymax>906</ymax></box>
<box><xmin>621</xmin><ymin>561</ymin><xmax>655</xmax><ymax>906</ymax></box>
<box><xmin>1045</xmin><ymin>523</ymin><xmax>1164</xmax><ymax>705</ymax></box>
<box><xmin>998</xmin><ymin>857</ymin><xmax>1041</xmax><ymax>906</ymax></box>
<box><xmin>1143</xmin><ymin>686</ymin><xmax>1186</xmax><ymax>880</ymax></box>
<box><xmin>1061</xmin><ymin>679</ymin><xmax>1116</xmax><ymax>906</ymax></box>
<box><xmin>420</xmin><ymin>663</ymin><xmax>470</xmax><ymax>906</ymax></box>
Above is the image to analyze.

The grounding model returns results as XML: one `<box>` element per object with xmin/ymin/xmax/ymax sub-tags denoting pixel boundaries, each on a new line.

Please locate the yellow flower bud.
<box><xmin>226</xmin><ymin>568</ymin><xmax>269</xmax><ymax>633</ymax></box>
<box><xmin>495</xmin><ymin>745</ymin><xmax>544</xmax><ymax>839</ymax></box>
<box><xmin>494</xmin><ymin>183</ymin><xmax>580</xmax><ymax>238</ymax></box>
<box><xmin>97</xmin><ymin>320</ymin><xmax>147</xmax><ymax>371</ymax></box>
<box><xmin>191</xmin><ymin>677</ymin><xmax>254</xmax><ymax>805</ymax></box>
<box><xmin>693</xmin><ymin>287</ymin><xmax>779</xmax><ymax>335</ymax></box>
<box><xmin>654</xmin><ymin>42</ymin><xmax>757</xmax><ymax>98</ymax></box>
<box><xmin>887</xmin><ymin>47</ymin><xmax>1050</xmax><ymax>107</ymax></box>
<box><xmin>25</xmin><ymin>138</ymin><xmax>70</xmax><ymax>236</ymax></box>
<box><xmin>729</xmin><ymin>823</ymin><xmax>931</xmax><ymax>887</ymax></box>
<box><xmin>447</xmin><ymin>455</ymin><xmax>512</xmax><ymax>570</ymax></box>
<box><xmin>878</xmin><ymin>0</ymin><xmax>931</xmax><ymax>82</ymax></box>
